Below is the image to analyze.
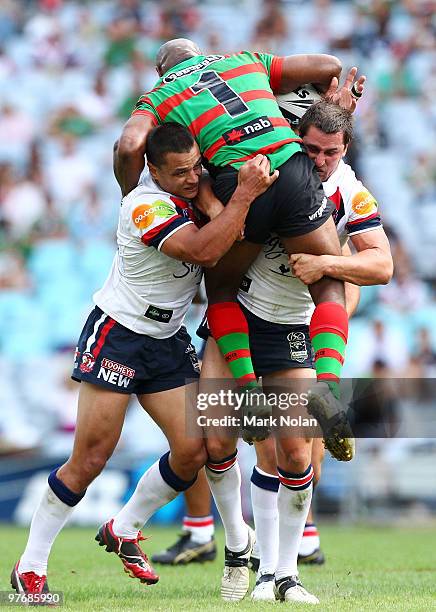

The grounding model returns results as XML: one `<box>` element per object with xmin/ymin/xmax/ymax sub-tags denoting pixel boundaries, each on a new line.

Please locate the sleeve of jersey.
<box><xmin>254</xmin><ymin>52</ymin><xmax>284</xmax><ymax>93</ymax></box>
<box><xmin>130</xmin><ymin>197</ymin><xmax>193</xmax><ymax>250</ymax></box>
<box><xmin>131</xmin><ymin>95</ymin><xmax>159</xmax><ymax>125</ymax></box>
<box><xmin>345</xmin><ymin>182</ymin><xmax>382</xmax><ymax>236</ymax></box>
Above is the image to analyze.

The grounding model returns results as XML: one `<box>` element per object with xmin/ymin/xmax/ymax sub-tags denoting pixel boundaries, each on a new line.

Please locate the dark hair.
<box><xmin>299</xmin><ymin>101</ymin><xmax>353</xmax><ymax>145</ymax></box>
<box><xmin>145</xmin><ymin>122</ymin><xmax>196</xmax><ymax>167</ymax></box>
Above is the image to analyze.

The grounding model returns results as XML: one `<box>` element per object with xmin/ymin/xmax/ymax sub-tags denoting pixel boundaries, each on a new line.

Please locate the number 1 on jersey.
<box><xmin>190</xmin><ymin>71</ymin><xmax>249</xmax><ymax>118</ymax></box>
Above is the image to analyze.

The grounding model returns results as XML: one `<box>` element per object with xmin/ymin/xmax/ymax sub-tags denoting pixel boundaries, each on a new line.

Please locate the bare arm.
<box><xmin>277</xmin><ymin>54</ymin><xmax>342</xmax><ymax>94</ymax></box>
<box><xmin>161</xmin><ymin>156</ymin><xmax>279</xmax><ymax>267</ymax></box>
<box><xmin>114</xmin><ymin>114</ymin><xmax>156</xmax><ymax>196</ymax></box>
<box><xmin>194</xmin><ymin>174</ymin><xmax>224</xmax><ymax>220</ymax></box>
<box><xmin>342</xmin><ymin>242</ymin><xmax>360</xmax><ymax>317</ymax></box>
<box><xmin>290</xmin><ymin>227</ymin><xmax>393</xmax><ymax>286</ymax></box>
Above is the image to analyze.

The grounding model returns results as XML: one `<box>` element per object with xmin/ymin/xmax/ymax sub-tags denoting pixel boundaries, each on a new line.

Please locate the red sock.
<box><xmin>207</xmin><ymin>302</ymin><xmax>257</xmax><ymax>388</ymax></box>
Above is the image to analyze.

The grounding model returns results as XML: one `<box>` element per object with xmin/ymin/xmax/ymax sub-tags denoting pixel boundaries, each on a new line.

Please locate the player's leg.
<box><xmin>205</xmin><ymin>240</ymin><xmax>262</xmax><ymax>391</ymax></box>
<box><xmin>249</xmin><ymin>436</ymin><xmax>279</xmax><ymax>601</ymax></box>
<box><xmin>96</xmin><ymin>382</ymin><xmax>207</xmax><ymax>583</ymax></box>
<box><xmin>151</xmin><ymin>470</ymin><xmax>216</xmax><ymax>565</ymax></box>
<box><xmin>13</xmin><ymin>383</ymin><xmax>130</xmax><ymax>594</ymax></box>
<box><xmin>254</xmin><ymin>368</ymin><xmax>319</xmax><ymax>604</ymax></box>
<box><xmin>299</xmin><ymin>437</ymin><xmax>325</xmax><ymax>565</ymax></box>
<box><xmin>200</xmin><ymin>336</ymin><xmax>254</xmax><ymax>601</ymax></box>
<box><xmin>110</xmin><ymin>383</ymin><xmax>207</xmax><ymax>537</ymax></box>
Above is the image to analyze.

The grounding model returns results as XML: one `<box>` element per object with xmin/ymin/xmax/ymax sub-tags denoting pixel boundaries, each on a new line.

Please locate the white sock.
<box><xmin>299</xmin><ymin>523</ymin><xmax>321</xmax><ymax>556</ymax></box>
<box><xmin>250</xmin><ymin>467</ymin><xmax>279</xmax><ymax>575</ymax></box>
<box><xmin>112</xmin><ymin>459</ymin><xmax>179</xmax><ymax>538</ymax></box>
<box><xmin>183</xmin><ymin>515</ymin><xmax>214</xmax><ymax>544</ymax></box>
<box><xmin>206</xmin><ymin>454</ymin><xmax>247</xmax><ymax>552</ymax></box>
<box><xmin>275</xmin><ymin>465</ymin><xmax>313</xmax><ymax>580</ymax></box>
<box><xmin>19</xmin><ymin>486</ymin><xmax>75</xmax><ymax>576</ymax></box>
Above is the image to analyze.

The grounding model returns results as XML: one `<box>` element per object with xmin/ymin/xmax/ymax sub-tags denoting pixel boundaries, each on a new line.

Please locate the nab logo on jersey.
<box><xmin>223</xmin><ymin>116</ymin><xmax>273</xmax><ymax>145</ymax></box>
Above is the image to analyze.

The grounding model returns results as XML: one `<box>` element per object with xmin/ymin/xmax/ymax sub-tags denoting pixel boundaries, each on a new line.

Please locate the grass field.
<box><xmin>1</xmin><ymin>525</ymin><xmax>435</xmax><ymax>611</ymax></box>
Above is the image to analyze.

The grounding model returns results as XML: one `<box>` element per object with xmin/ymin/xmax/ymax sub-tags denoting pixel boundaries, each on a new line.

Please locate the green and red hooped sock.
<box><xmin>207</xmin><ymin>302</ymin><xmax>258</xmax><ymax>389</ymax></box>
<box><xmin>309</xmin><ymin>302</ymin><xmax>348</xmax><ymax>399</ymax></box>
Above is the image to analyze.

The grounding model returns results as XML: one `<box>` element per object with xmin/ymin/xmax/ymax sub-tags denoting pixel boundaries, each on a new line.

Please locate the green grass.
<box><xmin>1</xmin><ymin>525</ymin><xmax>436</xmax><ymax>611</ymax></box>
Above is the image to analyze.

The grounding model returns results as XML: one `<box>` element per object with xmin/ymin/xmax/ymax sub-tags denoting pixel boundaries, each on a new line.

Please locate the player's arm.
<box><xmin>114</xmin><ymin>114</ymin><xmax>156</xmax><ymax>196</ymax></box>
<box><xmin>290</xmin><ymin>227</ymin><xmax>393</xmax><ymax>286</ymax></box>
<box><xmin>275</xmin><ymin>54</ymin><xmax>342</xmax><ymax>94</ymax></box>
<box><xmin>194</xmin><ymin>174</ymin><xmax>224</xmax><ymax>220</ymax></box>
<box><xmin>161</xmin><ymin>156</ymin><xmax>278</xmax><ymax>267</ymax></box>
<box><xmin>342</xmin><ymin>242</ymin><xmax>360</xmax><ymax>317</ymax></box>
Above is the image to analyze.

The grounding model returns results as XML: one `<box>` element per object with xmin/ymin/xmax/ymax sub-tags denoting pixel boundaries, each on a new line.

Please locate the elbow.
<box><xmin>118</xmin><ymin>131</ymin><xmax>146</xmax><ymax>160</ymax></box>
<box><xmin>323</xmin><ymin>54</ymin><xmax>342</xmax><ymax>77</ymax></box>
<box><xmin>379</xmin><ymin>257</ymin><xmax>394</xmax><ymax>285</ymax></box>
<box><xmin>195</xmin><ymin>254</ymin><xmax>219</xmax><ymax>268</ymax></box>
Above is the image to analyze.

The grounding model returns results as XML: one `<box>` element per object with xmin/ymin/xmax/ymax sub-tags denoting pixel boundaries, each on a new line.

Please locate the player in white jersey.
<box><xmin>11</xmin><ymin>122</ymin><xmax>277</xmax><ymax>598</ymax></box>
<box><xmin>242</xmin><ymin>101</ymin><xmax>392</xmax><ymax>602</ymax></box>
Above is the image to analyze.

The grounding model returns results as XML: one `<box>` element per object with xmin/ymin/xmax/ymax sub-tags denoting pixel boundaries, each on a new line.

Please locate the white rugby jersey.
<box><xmin>238</xmin><ymin>159</ymin><xmax>382</xmax><ymax>325</ymax></box>
<box><xmin>94</xmin><ymin>168</ymin><xmax>202</xmax><ymax>337</ymax></box>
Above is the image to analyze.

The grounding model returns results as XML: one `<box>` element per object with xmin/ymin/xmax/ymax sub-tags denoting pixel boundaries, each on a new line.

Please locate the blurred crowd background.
<box><xmin>1</xmin><ymin>0</ymin><xmax>435</xmax><ymax>525</ymax></box>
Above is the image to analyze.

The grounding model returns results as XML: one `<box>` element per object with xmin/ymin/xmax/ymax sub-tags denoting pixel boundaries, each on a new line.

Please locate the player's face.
<box><xmin>303</xmin><ymin>126</ymin><xmax>347</xmax><ymax>182</ymax></box>
<box><xmin>150</xmin><ymin>145</ymin><xmax>202</xmax><ymax>199</ymax></box>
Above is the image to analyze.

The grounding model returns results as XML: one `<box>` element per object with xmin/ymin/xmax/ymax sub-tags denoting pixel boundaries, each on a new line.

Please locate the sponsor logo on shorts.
<box><xmin>144</xmin><ymin>304</ymin><xmax>174</xmax><ymax>323</ymax></box>
<box><xmin>80</xmin><ymin>352</ymin><xmax>96</xmax><ymax>373</ymax></box>
<box><xmin>162</xmin><ymin>55</ymin><xmax>224</xmax><ymax>83</ymax></box>
<box><xmin>101</xmin><ymin>358</ymin><xmax>135</xmax><ymax>379</ymax></box>
<box><xmin>132</xmin><ymin>200</ymin><xmax>175</xmax><ymax>230</ymax></box>
<box><xmin>309</xmin><ymin>196</ymin><xmax>328</xmax><ymax>221</ymax></box>
<box><xmin>287</xmin><ymin>331</ymin><xmax>309</xmax><ymax>363</ymax></box>
<box><xmin>351</xmin><ymin>191</ymin><xmax>377</xmax><ymax>216</ymax></box>
<box><xmin>223</xmin><ymin>116</ymin><xmax>274</xmax><ymax>145</ymax></box>
<box><xmin>239</xmin><ymin>275</ymin><xmax>253</xmax><ymax>293</ymax></box>
<box><xmin>97</xmin><ymin>367</ymin><xmax>131</xmax><ymax>388</ymax></box>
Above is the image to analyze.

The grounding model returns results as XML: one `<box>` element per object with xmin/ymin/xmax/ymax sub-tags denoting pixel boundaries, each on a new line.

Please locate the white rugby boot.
<box><xmin>221</xmin><ymin>526</ymin><xmax>255</xmax><ymax>601</ymax></box>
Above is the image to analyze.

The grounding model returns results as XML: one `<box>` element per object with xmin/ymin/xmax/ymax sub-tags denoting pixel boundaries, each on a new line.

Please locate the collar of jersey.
<box><xmin>161</xmin><ymin>55</ymin><xmax>205</xmax><ymax>79</ymax></box>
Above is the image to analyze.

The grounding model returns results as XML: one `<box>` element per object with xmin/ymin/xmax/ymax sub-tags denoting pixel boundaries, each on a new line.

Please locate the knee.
<box><xmin>171</xmin><ymin>442</ymin><xmax>208</xmax><ymax>475</ymax></box>
<box><xmin>281</xmin><ymin>445</ymin><xmax>311</xmax><ymax>475</ymax></box>
<box><xmin>81</xmin><ymin>449</ymin><xmax>111</xmax><ymax>483</ymax></box>
<box><xmin>205</xmin><ymin>438</ymin><xmax>236</xmax><ymax>463</ymax></box>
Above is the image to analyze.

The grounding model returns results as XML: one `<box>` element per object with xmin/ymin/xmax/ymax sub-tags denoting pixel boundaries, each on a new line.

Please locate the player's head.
<box><xmin>299</xmin><ymin>101</ymin><xmax>353</xmax><ymax>181</ymax></box>
<box><xmin>155</xmin><ymin>38</ymin><xmax>202</xmax><ymax>77</ymax></box>
<box><xmin>146</xmin><ymin>122</ymin><xmax>202</xmax><ymax>199</ymax></box>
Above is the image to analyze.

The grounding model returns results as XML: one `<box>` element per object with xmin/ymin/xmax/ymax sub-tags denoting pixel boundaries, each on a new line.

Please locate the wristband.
<box><xmin>351</xmin><ymin>82</ymin><xmax>362</xmax><ymax>99</ymax></box>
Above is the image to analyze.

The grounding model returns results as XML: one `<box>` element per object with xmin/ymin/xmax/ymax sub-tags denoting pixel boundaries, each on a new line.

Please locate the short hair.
<box><xmin>145</xmin><ymin>122</ymin><xmax>196</xmax><ymax>167</ymax></box>
<box><xmin>299</xmin><ymin>101</ymin><xmax>353</xmax><ymax>145</ymax></box>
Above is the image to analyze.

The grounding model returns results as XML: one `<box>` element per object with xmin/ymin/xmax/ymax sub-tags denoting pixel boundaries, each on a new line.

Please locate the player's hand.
<box><xmin>324</xmin><ymin>67</ymin><xmax>366</xmax><ymax>113</ymax></box>
<box><xmin>290</xmin><ymin>253</ymin><xmax>328</xmax><ymax>285</ymax></box>
<box><xmin>237</xmin><ymin>154</ymin><xmax>279</xmax><ymax>201</ymax></box>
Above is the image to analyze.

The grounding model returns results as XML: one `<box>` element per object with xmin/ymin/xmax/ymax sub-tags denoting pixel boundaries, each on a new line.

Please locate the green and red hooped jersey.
<box><xmin>132</xmin><ymin>51</ymin><xmax>302</xmax><ymax>171</ymax></box>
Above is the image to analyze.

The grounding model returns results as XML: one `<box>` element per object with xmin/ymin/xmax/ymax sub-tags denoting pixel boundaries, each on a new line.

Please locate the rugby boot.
<box><xmin>95</xmin><ymin>519</ymin><xmax>158</xmax><ymax>584</ymax></box>
<box><xmin>274</xmin><ymin>575</ymin><xmax>319</xmax><ymax>604</ymax></box>
<box><xmin>250</xmin><ymin>573</ymin><xmax>275</xmax><ymax>601</ymax></box>
<box><xmin>307</xmin><ymin>382</ymin><xmax>355</xmax><ymax>461</ymax></box>
<box><xmin>298</xmin><ymin>547</ymin><xmax>326</xmax><ymax>565</ymax></box>
<box><xmin>151</xmin><ymin>532</ymin><xmax>217</xmax><ymax>565</ymax></box>
<box><xmin>11</xmin><ymin>562</ymin><xmax>49</xmax><ymax>598</ymax></box>
<box><xmin>240</xmin><ymin>387</ymin><xmax>272</xmax><ymax>444</ymax></box>
<box><xmin>221</xmin><ymin>526</ymin><xmax>255</xmax><ymax>601</ymax></box>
